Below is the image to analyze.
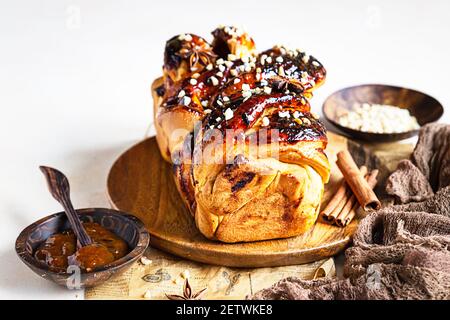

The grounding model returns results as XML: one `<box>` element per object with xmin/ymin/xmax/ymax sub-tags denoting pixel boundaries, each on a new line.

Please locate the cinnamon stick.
<box><xmin>322</xmin><ymin>166</ymin><xmax>368</xmax><ymax>221</ymax></box>
<box><xmin>336</xmin><ymin>150</ymin><xmax>381</xmax><ymax>211</ymax></box>
<box><xmin>320</xmin><ymin>179</ymin><xmax>348</xmax><ymax>221</ymax></box>
<box><xmin>336</xmin><ymin>193</ymin><xmax>358</xmax><ymax>226</ymax></box>
<box><xmin>327</xmin><ymin>189</ymin><xmax>352</xmax><ymax>221</ymax></box>
<box><xmin>320</xmin><ymin>178</ymin><xmax>347</xmax><ymax>220</ymax></box>
<box><xmin>335</xmin><ymin>169</ymin><xmax>379</xmax><ymax>227</ymax></box>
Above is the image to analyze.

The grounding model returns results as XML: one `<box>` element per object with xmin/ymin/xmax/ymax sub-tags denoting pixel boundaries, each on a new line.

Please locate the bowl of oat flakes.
<box><xmin>322</xmin><ymin>84</ymin><xmax>443</xmax><ymax>142</ymax></box>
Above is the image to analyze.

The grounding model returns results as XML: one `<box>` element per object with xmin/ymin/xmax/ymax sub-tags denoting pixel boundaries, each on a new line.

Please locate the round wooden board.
<box><xmin>107</xmin><ymin>133</ymin><xmax>359</xmax><ymax>267</ymax></box>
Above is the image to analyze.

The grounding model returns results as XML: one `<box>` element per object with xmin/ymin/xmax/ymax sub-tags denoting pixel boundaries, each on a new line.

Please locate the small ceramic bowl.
<box><xmin>15</xmin><ymin>208</ymin><xmax>150</xmax><ymax>288</ymax></box>
<box><xmin>322</xmin><ymin>84</ymin><xmax>443</xmax><ymax>142</ymax></box>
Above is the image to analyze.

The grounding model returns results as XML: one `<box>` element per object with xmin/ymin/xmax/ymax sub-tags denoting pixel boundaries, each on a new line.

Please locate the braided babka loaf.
<box><xmin>152</xmin><ymin>26</ymin><xmax>330</xmax><ymax>243</ymax></box>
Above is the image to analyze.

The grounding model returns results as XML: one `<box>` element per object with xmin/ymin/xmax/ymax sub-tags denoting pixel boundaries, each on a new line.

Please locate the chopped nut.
<box><xmin>227</xmin><ymin>54</ymin><xmax>237</xmax><ymax>61</ymax></box>
<box><xmin>279</xmin><ymin>110</ymin><xmax>290</xmax><ymax>118</ymax></box>
<box><xmin>263</xmin><ymin>86</ymin><xmax>272</xmax><ymax>94</ymax></box>
<box><xmin>262</xmin><ymin>116</ymin><xmax>270</xmax><ymax>127</ymax></box>
<box><xmin>140</xmin><ymin>256</ymin><xmax>153</xmax><ymax>265</ymax></box>
<box><xmin>181</xmin><ymin>270</ymin><xmax>190</xmax><ymax>279</ymax></box>
<box><xmin>242</xmin><ymin>91</ymin><xmax>252</xmax><ymax>100</ymax></box>
<box><xmin>209</xmin><ymin>76</ymin><xmax>219</xmax><ymax>86</ymax></box>
<box><xmin>276</xmin><ymin>56</ymin><xmax>284</xmax><ymax>63</ymax></box>
<box><xmin>242</xmin><ymin>90</ymin><xmax>252</xmax><ymax>98</ymax></box>
<box><xmin>337</xmin><ymin>103</ymin><xmax>420</xmax><ymax>133</ymax></box>
<box><xmin>181</xmin><ymin>96</ymin><xmax>191</xmax><ymax>106</ymax></box>
<box><xmin>206</xmin><ymin>63</ymin><xmax>213</xmax><ymax>71</ymax></box>
<box><xmin>260</xmin><ymin>55</ymin><xmax>266</xmax><ymax>65</ymax></box>
<box><xmin>302</xmin><ymin>54</ymin><xmax>310</xmax><ymax>64</ymax></box>
<box><xmin>143</xmin><ymin>290</ymin><xmax>152</xmax><ymax>299</ymax></box>
<box><xmin>177</xmin><ymin>90</ymin><xmax>186</xmax><ymax>98</ymax></box>
<box><xmin>178</xmin><ymin>33</ymin><xmax>192</xmax><ymax>41</ymax></box>
<box><xmin>234</xmin><ymin>78</ymin><xmax>241</xmax><ymax>84</ymax></box>
<box><xmin>203</xmin><ymin>108</ymin><xmax>212</xmax><ymax>114</ymax></box>
<box><xmin>224</xmin><ymin>108</ymin><xmax>234</xmax><ymax>120</ymax></box>
<box><xmin>190</xmin><ymin>78</ymin><xmax>197</xmax><ymax>85</ymax></box>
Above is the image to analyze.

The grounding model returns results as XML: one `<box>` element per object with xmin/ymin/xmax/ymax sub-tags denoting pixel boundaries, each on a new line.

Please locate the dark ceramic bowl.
<box><xmin>15</xmin><ymin>208</ymin><xmax>150</xmax><ymax>288</ymax></box>
<box><xmin>322</xmin><ymin>84</ymin><xmax>443</xmax><ymax>142</ymax></box>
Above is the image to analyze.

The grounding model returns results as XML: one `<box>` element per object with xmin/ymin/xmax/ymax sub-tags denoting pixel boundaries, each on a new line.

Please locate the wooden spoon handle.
<box><xmin>39</xmin><ymin>166</ymin><xmax>92</xmax><ymax>247</ymax></box>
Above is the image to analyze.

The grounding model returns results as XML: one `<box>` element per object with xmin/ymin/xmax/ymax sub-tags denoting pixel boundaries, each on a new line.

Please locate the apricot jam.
<box><xmin>34</xmin><ymin>222</ymin><xmax>129</xmax><ymax>272</ymax></box>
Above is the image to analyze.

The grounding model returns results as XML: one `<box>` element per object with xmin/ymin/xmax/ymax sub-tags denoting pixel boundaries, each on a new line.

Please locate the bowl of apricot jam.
<box><xmin>15</xmin><ymin>208</ymin><xmax>150</xmax><ymax>288</ymax></box>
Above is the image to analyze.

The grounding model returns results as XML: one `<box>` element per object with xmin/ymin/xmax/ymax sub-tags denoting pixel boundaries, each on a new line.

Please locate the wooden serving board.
<box><xmin>107</xmin><ymin>132</ymin><xmax>359</xmax><ymax>267</ymax></box>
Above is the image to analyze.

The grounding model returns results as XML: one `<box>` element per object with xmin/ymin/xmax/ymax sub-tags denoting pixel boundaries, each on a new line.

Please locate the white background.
<box><xmin>0</xmin><ymin>0</ymin><xmax>449</xmax><ymax>299</ymax></box>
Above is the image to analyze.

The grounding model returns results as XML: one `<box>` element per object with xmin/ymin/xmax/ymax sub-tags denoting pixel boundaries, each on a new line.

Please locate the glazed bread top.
<box><xmin>154</xmin><ymin>26</ymin><xmax>326</xmax><ymax>133</ymax></box>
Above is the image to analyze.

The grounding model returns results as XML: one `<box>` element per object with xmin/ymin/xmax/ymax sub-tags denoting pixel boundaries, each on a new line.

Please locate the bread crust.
<box><xmin>153</xmin><ymin>26</ymin><xmax>330</xmax><ymax>242</ymax></box>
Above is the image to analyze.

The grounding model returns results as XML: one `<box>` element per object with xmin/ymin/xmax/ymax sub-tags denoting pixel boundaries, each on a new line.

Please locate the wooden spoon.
<box><xmin>39</xmin><ymin>166</ymin><xmax>93</xmax><ymax>248</ymax></box>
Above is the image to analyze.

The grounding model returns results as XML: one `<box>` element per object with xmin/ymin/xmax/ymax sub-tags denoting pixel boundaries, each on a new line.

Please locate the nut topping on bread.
<box><xmin>152</xmin><ymin>26</ymin><xmax>330</xmax><ymax>242</ymax></box>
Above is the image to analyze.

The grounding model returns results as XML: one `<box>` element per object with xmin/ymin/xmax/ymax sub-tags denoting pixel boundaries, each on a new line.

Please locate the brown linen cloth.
<box><xmin>386</xmin><ymin>123</ymin><xmax>450</xmax><ymax>203</ymax></box>
<box><xmin>251</xmin><ymin>123</ymin><xmax>450</xmax><ymax>300</ymax></box>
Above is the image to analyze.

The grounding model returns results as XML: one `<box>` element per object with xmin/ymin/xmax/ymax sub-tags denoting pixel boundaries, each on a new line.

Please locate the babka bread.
<box><xmin>152</xmin><ymin>26</ymin><xmax>330</xmax><ymax>242</ymax></box>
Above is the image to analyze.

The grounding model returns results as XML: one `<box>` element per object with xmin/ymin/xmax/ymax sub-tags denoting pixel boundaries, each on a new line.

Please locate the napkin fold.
<box><xmin>386</xmin><ymin>123</ymin><xmax>450</xmax><ymax>203</ymax></box>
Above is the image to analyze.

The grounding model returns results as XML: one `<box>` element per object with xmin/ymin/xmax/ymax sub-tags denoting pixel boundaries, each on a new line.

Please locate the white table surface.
<box><xmin>0</xmin><ymin>0</ymin><xmax>449</xmax><ymax>299</ymax></box>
